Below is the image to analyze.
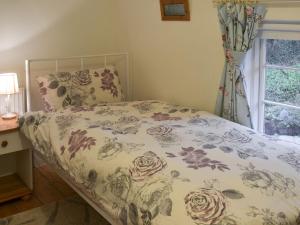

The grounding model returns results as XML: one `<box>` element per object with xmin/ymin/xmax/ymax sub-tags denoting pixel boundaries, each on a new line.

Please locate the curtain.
<box><xmin>215</xmin><ymin>3</ymin><xmax>266</xmax><ymax>128</ymax></box>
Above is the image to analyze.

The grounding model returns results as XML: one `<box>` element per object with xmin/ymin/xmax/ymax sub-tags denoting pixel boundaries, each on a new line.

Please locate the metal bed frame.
<box><xmin>25</xmin><ymin>52</ymin><xmax>130</xmax><ymax>112</ymax></box>
<box><xmin>24</xmin><ymin>53</ymin><xmax>130</xmax><ymax>225</ymax></box>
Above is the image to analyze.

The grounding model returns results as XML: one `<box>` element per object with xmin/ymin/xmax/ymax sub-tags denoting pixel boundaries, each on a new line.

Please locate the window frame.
<box><xmin>257</xmin><ymin>38</ymin><xmax>300</xmax><ymax>133</ymax></box>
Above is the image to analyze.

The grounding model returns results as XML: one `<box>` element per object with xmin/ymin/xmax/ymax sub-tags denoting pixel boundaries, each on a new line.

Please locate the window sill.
<box><xmin>270</xmin><ymin>135</ymin><xmax>300</xmax><ymax>146</ymax></box>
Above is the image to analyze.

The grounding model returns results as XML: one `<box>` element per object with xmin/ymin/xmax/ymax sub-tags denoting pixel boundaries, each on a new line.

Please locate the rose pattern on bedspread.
<box><xmin>97</xmin><ymin>138</ymin><xmax>145</xmax><ymax>160</ymax></box>
<box><xmin>192</xmin><ymin>131</ymin><xmax>269</xmax><ymax>160</ymax></box>
<box><xmin>166</xmin><ymin>147</ymin><xmax>230</xmax><ymax>171</ymax></box>
<box><xmin>151</xmin><ymin>112</ymin><xmax>181</xmax><ymax>121</ymax></box>
<box><xmin>247</xmin><ymin>206</ymin><xmax>300</xmax><ymax>225</ymax></box>
<box><xmin>184</xmin><ymin>188</ymin><xmax>227</xmax><ymax>225</ymax></box>
<box><xmin>278</xmin><ymin>152</ymin><xmax>300</xmax><ymax>173</ymax></box>
<box><xmin>129</xmin><ymin>151</ymin><xmax>167</xmax><ymax>182</ymax></box>
<box><xmin>147</xmin><ymin>125</ymin><xmax>181</xmax><ymax>148</ymax></box>
<box><xmin>102</xmin><ymin>165</ymin><xmax>188</xmax><ymax>225</ymax></box>
<box><xmin>20</xmin><ymin>100</ymin><xmax>300</xmax><ymax>225</ymax></box>
<box><xmin>62</xmin><ymin>129</ymin><xmax>96</xmax><ymax>159</ymax></box>
<box><xmin>239</xmin><ymin>163</ymin><xmax>296</xmax><ymax>198</ymax></box>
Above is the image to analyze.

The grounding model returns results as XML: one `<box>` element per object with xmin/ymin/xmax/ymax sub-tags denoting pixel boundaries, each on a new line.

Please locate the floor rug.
<box><xmin>0</xmin><ymin>196</ymin><xmax>111</xmax><ymax>225</ymax></box>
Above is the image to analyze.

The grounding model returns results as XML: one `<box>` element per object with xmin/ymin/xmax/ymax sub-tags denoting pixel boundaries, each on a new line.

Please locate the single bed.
<box><xmin>21</xmin><ymin>54</ymin><xmax>300</xmax><ymax>225</ymax></box>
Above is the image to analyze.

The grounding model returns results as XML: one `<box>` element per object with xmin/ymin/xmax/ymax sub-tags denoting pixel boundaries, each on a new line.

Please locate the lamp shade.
<box><xmin>0</xmin><ymin>73</ymin><xmax>19</xmax><ymax>95</ymax></box>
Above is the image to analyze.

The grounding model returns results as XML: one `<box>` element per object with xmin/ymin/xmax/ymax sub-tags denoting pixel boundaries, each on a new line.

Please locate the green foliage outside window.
<box><xmin>264</xmin><ymin>39</ymin><xmax>300</xmax><ymax>136</ymax></box>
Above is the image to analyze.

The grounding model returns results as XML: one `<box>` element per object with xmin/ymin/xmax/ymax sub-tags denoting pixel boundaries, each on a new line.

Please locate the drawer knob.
<box><xmin>1</xmin><ymin>140</ymin><xmax>8</xmax><ymax>148</ymax></box>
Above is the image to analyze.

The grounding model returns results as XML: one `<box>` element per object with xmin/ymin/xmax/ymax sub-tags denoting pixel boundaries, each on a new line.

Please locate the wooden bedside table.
<box><xmin>0</xmin><ymin>117</ymin><xmax>33</xmax><ymax>203</ymax></box>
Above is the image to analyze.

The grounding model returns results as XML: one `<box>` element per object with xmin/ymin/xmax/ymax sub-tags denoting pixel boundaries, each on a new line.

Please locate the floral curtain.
<box><xmin>215</xmin><ymin>3</ymin><xmax>266</xmax><ymax>128</ymax></box>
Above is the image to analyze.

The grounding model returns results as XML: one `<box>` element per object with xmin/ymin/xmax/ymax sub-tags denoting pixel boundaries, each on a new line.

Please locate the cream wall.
<box><xmin>1</xmin><ymin>0</ymin><xmax>299</xmax><ymax>112</ymax></box>
<box><xmin>116</xmin><ymin>0</ymin><xmax>300</xmax><ymax>113</ymax></box>
<box><xmin>0</xmin><ymin>0</ymin><xmax>123</xmax><ymax>86</ymax></box>
<box><xmin>117</xmin><ymin>0</ymin><xmax>223</xmax><ymax>112</ymax></box>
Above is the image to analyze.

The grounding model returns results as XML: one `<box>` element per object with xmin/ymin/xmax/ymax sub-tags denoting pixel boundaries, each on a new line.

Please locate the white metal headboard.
<box><xmin>25</xmin><ymin>53</ymin><xmax>130</xmax><ymax>112</ymax></box>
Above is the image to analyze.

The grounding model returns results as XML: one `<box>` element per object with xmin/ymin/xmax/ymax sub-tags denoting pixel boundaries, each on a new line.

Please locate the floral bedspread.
<box><xmin>20</xmin><ymin>101</ymin><xmax>300</xmax><ymax>225</ymax></box>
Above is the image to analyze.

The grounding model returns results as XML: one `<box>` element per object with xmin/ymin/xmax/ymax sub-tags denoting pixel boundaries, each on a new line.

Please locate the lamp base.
<box><xmin>1</xmin><ymin>112</ymin><xmax>17</xmax><ymax>120</ymax></box>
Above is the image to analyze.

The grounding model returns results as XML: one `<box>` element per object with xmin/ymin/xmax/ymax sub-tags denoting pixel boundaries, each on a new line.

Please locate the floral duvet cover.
<box><xmin>20</xmin><ymin>101</ymin><xmax>300</xmax><ymax>225</ymax></box>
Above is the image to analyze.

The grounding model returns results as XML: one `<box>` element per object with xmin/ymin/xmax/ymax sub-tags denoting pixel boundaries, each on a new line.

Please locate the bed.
<box><xmin>21</xmin><ymin>54</ymin><xmax>300</xmax><ymax>225</ymax></box>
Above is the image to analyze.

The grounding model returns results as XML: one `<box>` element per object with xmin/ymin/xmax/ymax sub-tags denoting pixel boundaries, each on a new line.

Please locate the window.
<box><xmin>246</xmin><ymin>21</ymin><xmax>300</xmax><ymax>144</ymax></box>
<box><xmin>258</xmin><ymin>39</ymin><xmax>300</xmax><ymax>142</ymax></box>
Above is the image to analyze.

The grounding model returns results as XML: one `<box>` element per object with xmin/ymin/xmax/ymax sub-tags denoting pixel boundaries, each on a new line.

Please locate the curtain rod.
<box><xmin>213</xmin><ymin>0</ymin><xmax>300</xmax><ymax>7</ymax></box>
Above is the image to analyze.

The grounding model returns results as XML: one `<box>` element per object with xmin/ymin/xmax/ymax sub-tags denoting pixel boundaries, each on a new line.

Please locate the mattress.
<box><xmin>20</xmin><ymin>100</ymin><xmax>300</xmax><ymax>225</ymax></box>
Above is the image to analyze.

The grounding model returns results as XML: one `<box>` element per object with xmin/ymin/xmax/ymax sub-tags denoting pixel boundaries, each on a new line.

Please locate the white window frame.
<box><xmin>256</xmin><ymin>37</ymin><xmax>300</xmax><ymax>133</ymax></box>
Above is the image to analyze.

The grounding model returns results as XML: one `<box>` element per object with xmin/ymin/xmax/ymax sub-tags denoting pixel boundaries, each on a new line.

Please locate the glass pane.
<box><xmin>266</xmin><ymin>39</ymin><xmax>300</xmax><ymax>68</ymax></box>
<box><xmin>264</xmin><ymin>103</ymin><xmax>300</xmax><ymax>138</ymax></box>
<box><xmin>265</xmin><ymin>68</ymin><xmax>300</xmax><ymax>106</ymax></box>
<box><xmin>164</xmin><ymin>4</ymin><xmax>185</xmax><ymax>16</ymax></box>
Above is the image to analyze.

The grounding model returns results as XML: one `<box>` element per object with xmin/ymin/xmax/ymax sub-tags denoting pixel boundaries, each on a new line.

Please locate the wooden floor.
<box><xmin>0</xmin><ymin>165</ymin><xmax>77</xmax><ymax>218</ymax></box>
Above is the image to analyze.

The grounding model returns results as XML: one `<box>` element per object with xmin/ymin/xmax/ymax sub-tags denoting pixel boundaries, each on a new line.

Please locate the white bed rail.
<box><xmin>25</xmin><ymin>53</ymin><xmax>130</xmax><ymax>112</ymax></box>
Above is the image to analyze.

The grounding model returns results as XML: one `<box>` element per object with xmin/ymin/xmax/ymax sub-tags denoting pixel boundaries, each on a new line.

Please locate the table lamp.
<box><xmin>0</xmin><ymin>73</ymin><xmax>19</xmax><ymax>120</ymax></box>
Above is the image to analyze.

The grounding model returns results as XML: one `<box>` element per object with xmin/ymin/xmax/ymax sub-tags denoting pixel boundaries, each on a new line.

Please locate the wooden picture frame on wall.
<box><xmin>160</xmin><ymin>0</ymin><xmax>190</xmax><ymax>21</ymax></box>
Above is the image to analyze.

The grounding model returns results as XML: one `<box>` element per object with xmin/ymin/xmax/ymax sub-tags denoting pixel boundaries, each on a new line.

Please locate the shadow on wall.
<box><xmin>0</xmin><ymin>0</ymin><xmax>84</xmax><ymax>52</ymax></box>
<box><xmin>0</xmin><ymin>0</ymin><xmax>121</xmax><ymax>85</ymax></box>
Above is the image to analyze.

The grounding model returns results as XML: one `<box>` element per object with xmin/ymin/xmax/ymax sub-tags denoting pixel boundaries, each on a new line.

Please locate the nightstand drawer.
<box><xmin>0</xmin><ymin>131</ymin><xmax>29</xmax><ymax>156</ymax></box>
